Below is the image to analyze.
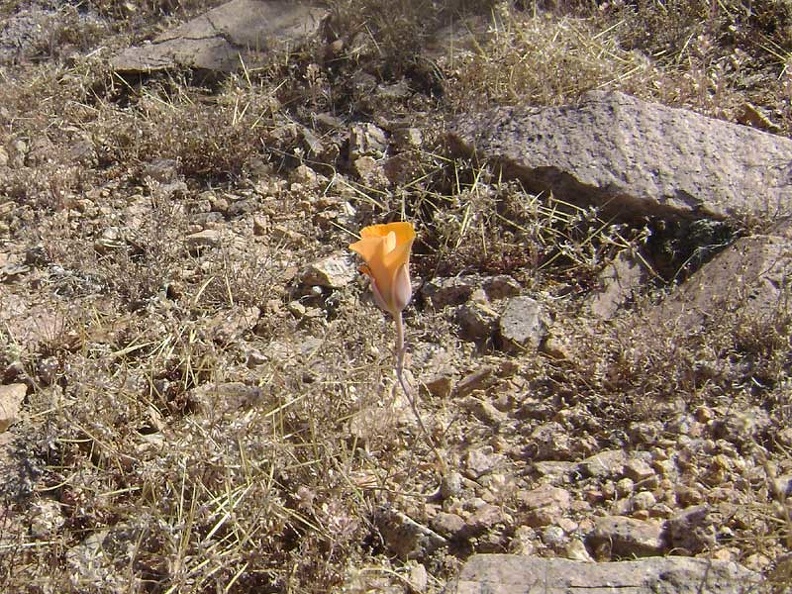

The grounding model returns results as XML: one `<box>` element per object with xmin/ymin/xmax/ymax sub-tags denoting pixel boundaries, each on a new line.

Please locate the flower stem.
<box><xmin>394</xmin><ymin>312</ymin><xmax>447</xmax><ymax>475</ymax></box>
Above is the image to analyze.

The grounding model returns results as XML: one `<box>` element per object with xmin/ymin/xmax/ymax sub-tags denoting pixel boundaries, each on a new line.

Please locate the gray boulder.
<box><xmin>448</xmin><ymin>91</ymin><xmax>792</xmax><ymax>222</ymax></box>
<box><xmin>443</xmin><ymin>554</ymin><xmax>760</xmax><ymax>594</ymax></box>
<box><xmin>112</xmin><ymin>0</ymin><xmax>326</xmax><ymax>74</ymax></box>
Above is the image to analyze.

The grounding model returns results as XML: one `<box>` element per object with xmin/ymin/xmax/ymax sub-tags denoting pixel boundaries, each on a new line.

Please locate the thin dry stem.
<box><xmin>394</xmin><ymin>311</ymin><xmax>448</xmax><ymax>476</ymax></box>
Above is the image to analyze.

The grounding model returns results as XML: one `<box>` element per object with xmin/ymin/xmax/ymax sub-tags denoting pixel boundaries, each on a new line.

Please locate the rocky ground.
<box><xmin>0</xmin><ymin>0</ymin><xmax>791</xmax><ymax>592</ymax></box>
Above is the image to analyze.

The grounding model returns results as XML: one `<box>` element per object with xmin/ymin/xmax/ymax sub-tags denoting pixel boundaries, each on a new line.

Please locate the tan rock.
<box><xmin>517</xmin><ymin>484</ymin><xmax>572</xmax><ymax>528</ymax></box>
<box><xmin>444</xmin><ymin>555</ymin><xmax>759</xmax><ymax>594</ymax></box>
<box><xmin>448</xmin><ymin>90</ymin><xmax>792</xmax><ymax>221</ymax></box>
<box><xmin>586</xmin><ymin>516</ymin><xmax>666</xmax><ymax>559</ymax></box>
<box><xmin>112</xmin><ymin>0</ymin><xmax>327</xmax><ymax>74</ymax></box>
<box><xmin>0</xmin><ymin>383</ymin><xmax>26</xmax><ymax>432</ymax></box>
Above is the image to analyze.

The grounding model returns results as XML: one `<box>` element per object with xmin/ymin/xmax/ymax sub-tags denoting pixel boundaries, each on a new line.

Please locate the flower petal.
<box><xmin>390</xmin><ymin>263</ymin><xmax>413</xmax><ymax>312</ymax></box>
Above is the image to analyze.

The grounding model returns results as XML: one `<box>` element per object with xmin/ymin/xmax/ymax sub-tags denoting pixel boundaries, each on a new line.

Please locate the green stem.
<box><xmin>394</xmin><ymin>312</ymin><xmax>447</xmax><ymax>474</ymax></box>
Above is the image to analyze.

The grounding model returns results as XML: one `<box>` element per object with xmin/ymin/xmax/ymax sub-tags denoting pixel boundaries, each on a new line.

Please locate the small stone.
<box><xmin>252</xmin><ymin>215</ymin><xmax>269</xmax><ymax>236</ymax></box>
<box><xmin>744</xmin><ymin>552</ymin><xmax>773</xmax><ymax>572</ymax></box>
<box><xmin>497</xmin><ymin>296</ymin><xmax>547</xmax><ymax>353</ymax></box>
<box><xmin>465</xmin><ymin>446</ymin><xmax>504</xmax><ymax>478</ymax></box>
<box><xmin>375</xmin><ymin>507</ymin><xmax>446</xmax><ymax>561</ymax></box>
<box><xmin>623</xmin><ymin>458</ymin><xmax>655</xmax><ymax>483</ymax></box>
<box><xmin>290</xmin><ymin>164</ymin><xmax>318</xmax><ymax>187</ymax></box>
<box><xmin>615</xmin><ymin>477</ymin><xmax>634</xmax><ymax>497</ymax></box>
<box><xmin>301</xmin><ymin>253</ymin><xmax>356</xmax><ymax>289</ymax></box>
<box><xmin>663</xmin><ymin>505</ymin><xmax>716</xmax><ymax>555</ymax></box>
<box><xmin>675</xmin><ymin>485</ymin><xmax>705</xmax><ymax>507</ymax></box>
<box><xmin>422</xmin><ymin>373</ymin><xmax>454</xmax><ymax>399</ymax></box>
<box><xmin>209</xmin><ymin>306</ymin><xmax>260</xmax><ymax>345</ymax></box>
<box><xmin>578</xmin><ymin>449</ymin><xmax>628</xmax><ymax>479</ymax></box>
<box><xmin>271</xmin><ymin>224</ymin><xmax>306</xmax><ymax>247</ymax></box>
<box><xmin>439</xmin><ymin>471</ymin><xmax>463</xmax><ymax>500</ymax></box>
<box><xmin>0</xmin><ymin>383</ymin><xmax>25</xmax><ymax>432</ymax></box>
<box><xmin>509</xmin><ymin>525</ymin><xmax>538</xmax><ymax>555</ymax></box>
<box><xmin>185</xmin><ymin>229</ymin><xmax>222</xmax><ymax>250</ymax></box>
<box><xmin>189</xmin><ymin>382</ymin><xmax>264</xmax><ymax>416</ymax></box>
<box><xmin>287</xmin><ymin>301</ymin><xmax>307</xmax><ymax>318</ymax></box>
<box><xmin>245</xmin><ymin>348</ymin><xmax>267</xmax><ymax>367</ymax></box>
<box><xmin>210</xmin><ymin>195</ymin><xmax>230</xmax><ymax>214</ymax></box>
<box><xmin>529</xmin><ymin>422</ymin><xmax>572</xmax><ymax>461</ymax></box>
<box><xmin>532</xmin><ymin>461</ymin><xmax>576</xmax><ymax>484</ymax></box>
<box><xmin>391</xmin><ymin>127</ymin><xmax>422</xmax><ymax>150</ymax></box>
<box><xmin>541</xmin><ymin>525</ymin><xmax>567</xmax><ymax>549</ymax></box>
<box><xmin>142</xmin><ymin>158</ymin><xmax>180</xmax><ymax>183</ymax></box>
<box><xmin>565</xmin><ymin>539</ymin><xmax>593</xmax><ymax>561</ymax></box>
<box><xmin>586</xmin><ymin>516</ymin><xmax>666</xmax><ymax>560</ymax></box>
<box><xmin>628</xmin><ymin>421</ymin><xmax>663</xmax><ymax>445</ymax></box>
<box><xmin>422</xmin><ymin>276</ymin><xmax>478</xmax><ymax>309</ymax></box>
<box><xmin>588</xmin><ymin>252</ymin><xmax>647</xmax><ymax>320</ymax></box>
<box><xmin>407</xmin><ymin>563</ymin><xmax>428</xmax><ymax>593</ymax></box>
<box><xmin>517</xmin><ymin>484</ymin><xmax>572</xmax><ymax>528</ymax></box>
<box><xmin>653</xmin><ymin>458</ymin><xmax>678</xmax><ymax>479</ymax></box>
<box><xmin>464</xmin><ymin>503</ymin><xmax>506</xmax><ymax>535</ymax></box>
<box><xmin>481</xmin><ymin>275</ymin><xmax>522</xmax><ymax>300</ymax></box>
<box><xmin>431</xmin><ymin>512</ymin><xmax>466</xmax><ymax>538</ymax></box>
<box><xmin>352</xmin><ymin>156</ymin><xmax>386</xmax><ymax>184</ymax></box>
<box><xmin>631</xmin><ymin>491</ymin><xmax>656</xmax><ymax>512</ymax></box>
<box><xmin>456</xmin><ymin>302</ymin><xmax>499</xmax><ymax>342</ymax></box>
<box><xmin>350</xmin><ymin>123</ymin><xmax>388</xmax><ymax>160</ymax></box>
<box><xmin>558</xmin><ymin>518</ymin><xmax>578</xmax><ymax>534</ymax></box>
<box><xmin>30</xmin><ymin>499</ymin><xmax>65</xmax><ymax>539</ymax></box>
<box><xmin>462</xmin><ymin>396</ymin><xmax>507</xmax><ymax>427</ymax></box>
<box><xmin>453</xmin><ymin>367</ymin><xmax>495</xmax><ymax>398</ymax></box>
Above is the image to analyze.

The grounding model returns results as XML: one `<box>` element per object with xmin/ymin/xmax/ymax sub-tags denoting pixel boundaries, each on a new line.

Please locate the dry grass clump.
<box><xmin>0</xmin><ymin>196</ymin><xmax>402</xmax><ymax>592</ymax></box>
<box><xmin>408</xmin><ymin>161</ymin><xmax>642</xmax><ymax>291</ymax></box>
<box><xmin>443</xmin><ymin>8</ymin><xmax>653</xmax><ymax>109</ymax></box>
<box><xmin>443</xmin><ymin>1</ymin><xmax>792</xmax><ymax>130</ymax></box>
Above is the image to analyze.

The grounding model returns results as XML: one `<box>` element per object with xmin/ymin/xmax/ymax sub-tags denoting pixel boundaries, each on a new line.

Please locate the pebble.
<box><xmin>422</xmin><ymin>276</ymin><xmax>477</xmax><ymax>309</ymax></box>
<box><xmin>541</xmin><ymin>525</ymin><xmax>567</xmax><ymax>549</ymax></box>
<box><xmin>631</xmin><ymin>490</ymin><xmax>656</xmax><ymax>512</ymax></box>
<box><xmin>517</xmin><ymin>484</ymin><xmax>572</xmax><ymax>528</ymax></box>
<box><xmin>464</xmin><ymin>503</ymin><xmax>506</xmax><ymax>535</ymax></box>
<box><xmin>664</xmin><ymin>505</ymin><xmax>716</xmax><ymax>554</ymax></box>
<box><xmin>586</xmin><ymin>516</ymin><xmax>666</xmax><ymax>560</ymax></box>
<box><xmin>615</xmin><ymin>477</ymin><xmax>634</xmax><ymax>497</ymax></box>
<box><xmin>465</xmin><ymin>446</ymin><xmax>505</xmax><ymax>478</ymax></box>
<box><xmin>579</xmin><ymin>449</ymin><xmax>628</xmax><ymax>479</ymax></box>
<box><xmin>431</xmin><ymin>512</ymin><xmax>466</xmax><ymax>538</ymax></box>
<box><xmin>185</xmin><ymin>229</ymin><xmax>222</xmax><ymax>250</ymax></box>
<box><xmin>300</xmin><ymin>253</ymin><xmax>356</xmax><ymax>289</ymax></box>
<box><xmin>439</xmin><ymin>471</ymin><xmax>463</xmax><ymax>500</ymax></box>
<box><xmin>375</xmin><ymin>507</ymin><xmax>447</xmax><ymax>561</ymax></box>
<box><xmin>623</xmin><ymin>458</ymin><xmax>655</xmax><ymax>483</ymax></box>
<box><xmin>497</xmin><ymin>296</ymin><xmax>547</xmax><ymax>353</ymax></box>
<box><xmin>456</xmin><ymin>302</ymin><xmax>499</xmax><ymax>342</ymax></box>
<box><xmin>0</xmin><ymin>383</ymin><xmax>25</xmax><ymax>432</ymax></box>
<box><xmin>529</xmin><ymin>422</ymin><xmax>572</xmax><ymax>461</ymax></box>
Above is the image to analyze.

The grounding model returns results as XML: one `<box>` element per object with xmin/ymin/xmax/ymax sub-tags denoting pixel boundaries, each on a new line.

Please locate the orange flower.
<box><xmin>349</xmin><ymin>222</ymin><xmax>415</xmax><ymax>316</ymax></box>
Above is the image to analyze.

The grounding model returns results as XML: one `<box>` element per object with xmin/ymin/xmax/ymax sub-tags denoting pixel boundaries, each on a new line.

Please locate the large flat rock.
<box><xmin>111</xmin><ymin>0</ymin><xmax>326</xmax><ymax>74</ymax></box>
<box><xmin>443</xmin><ymin>554</ymin><xmax>759</xmax><ymax>594</ymax></box>
<box><xmin>448</xmin><ymin>91</ymin><xmax>792</xmax><ymax>222</ymax></box>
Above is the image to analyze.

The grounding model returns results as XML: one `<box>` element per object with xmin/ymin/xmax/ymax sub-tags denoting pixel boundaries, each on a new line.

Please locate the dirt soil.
<box><xmin>1</xmin><ymin>1</ymin><xmax>791</xmax><ymax>593</ymax></box>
